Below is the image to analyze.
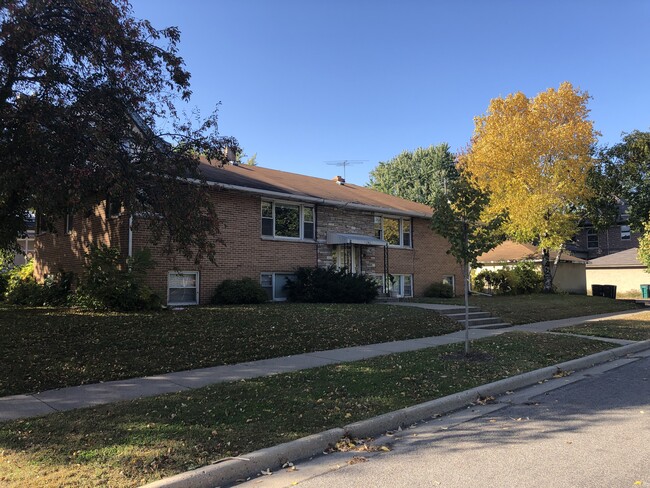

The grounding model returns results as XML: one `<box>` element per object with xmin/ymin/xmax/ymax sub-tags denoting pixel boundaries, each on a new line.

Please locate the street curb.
<box><xmin>142</xmin><ymin>340</ymin><xmax>650</xmax><ymax>488</ymax></box>
<box><xmin>142</xmin><ymin>428</ymin><xmax>345</xmax><ymax>488</ymax></box>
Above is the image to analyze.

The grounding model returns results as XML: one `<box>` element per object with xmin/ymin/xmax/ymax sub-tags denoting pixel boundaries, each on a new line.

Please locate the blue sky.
<box><xmin>131</xmin><ymin>0</ymin><xmax>650</xmax><ymax>185</ymax></box>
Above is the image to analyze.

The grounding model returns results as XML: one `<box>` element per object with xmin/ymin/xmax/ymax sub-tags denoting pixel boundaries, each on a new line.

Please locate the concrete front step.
<box><xmin>444</xmin><ymin>311</ymin><xmax>492</xmax><ymax>320</ymax></box>
<box><xmin>455</xmin><ymin>316</ymin><xmax>505</xmax><ymax>327</ymax></box>
<box><xmin>437</xmin><ymin>306</ymin><xmax>511</xmax><ymax>329</ymax></box>
<box><xmin>437</xmin><ymin>307</ymin><xmax>481</xmax><ymax>315</ymax></box>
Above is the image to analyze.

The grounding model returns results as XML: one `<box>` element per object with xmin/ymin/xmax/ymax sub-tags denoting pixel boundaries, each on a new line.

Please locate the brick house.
<box><xmin>34</xmin><ymin>162</ymin><xmax>462</xmax><ymax>305</ymax></box>
<box><xmin>567</xmin><ymin>201</ymin><xmax>639</xmax><ymax>260</ymax></box>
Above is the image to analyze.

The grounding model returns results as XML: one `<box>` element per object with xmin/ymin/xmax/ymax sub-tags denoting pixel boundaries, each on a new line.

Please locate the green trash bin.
<box><xmin>641</xmin><ymin>285</ymin><xmax>650</xmax><ymax>299</ymax></box>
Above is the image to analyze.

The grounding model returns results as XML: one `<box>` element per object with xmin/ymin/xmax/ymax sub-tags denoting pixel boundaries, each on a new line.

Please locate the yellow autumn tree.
<box><xmin>460</xmin><ymin>82</ymin><xmax>598</xmax><ymax>292</ymax></box>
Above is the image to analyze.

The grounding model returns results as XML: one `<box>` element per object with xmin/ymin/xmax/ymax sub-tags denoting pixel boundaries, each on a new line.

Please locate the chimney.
<box><xmin>333</xmin><ymin>175</ymin><xmax>345</xmax><ymax>185</ymax></box>
<box><xmin>223</xmin><ymin>146</ymin><xmax>237</xmax><ymax>165</ymax></box>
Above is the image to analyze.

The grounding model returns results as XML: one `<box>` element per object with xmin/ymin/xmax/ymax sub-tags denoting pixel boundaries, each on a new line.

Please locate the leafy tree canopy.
<box><xmin>430</xmin><ymin>169</ymin><xmax>506</xmax><ymax>269</ymax></box>
<box><xmin>598</xmin><ymin>130</ymin><xmax>650</xmax><ymax>232</ymax></box>
<box><xmin>368</xmin><ymin>143</ymin><xmax>456</xmax><ymax>206</ymax></box>
<box><xmin>460</xmin><ymin>82</ymin><xmax>598</xmax><ymax>291</ymax></box>
<box><xmin>0</xmin><ymin>0</ymin><xmax>238</xmax><ymax>262</ymax></box>
<box><xmin>638</xmin><ymin>221</ymin><xmax>650</xmax><ymax>272</ymax></box>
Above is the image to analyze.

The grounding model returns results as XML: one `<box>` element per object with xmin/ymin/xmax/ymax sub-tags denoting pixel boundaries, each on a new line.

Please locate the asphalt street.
<box><xmin>240</xmin><ymin>352</ymin><xmax>650</xmax><ymax>488</ymax></box>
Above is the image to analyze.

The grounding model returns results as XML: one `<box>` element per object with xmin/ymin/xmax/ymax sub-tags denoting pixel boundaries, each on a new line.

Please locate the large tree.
<box><xmin>600</xmin><ymin>130</ymin><xmax>650</xmax><ymax>232</ymax></box>
<box><xmin>368</xmin><ymin>144</ymin><xmax>456</xmax><ymax>206</ymax></box>
<box><xmin>0</xmin><ymin>0</ymin><xmax>237</xmax><ymax>262</ymax></box>
<box><xmin>460</xmin><ymin>82</ymin><xmax>598</xmax><ymax>292</ymax></box>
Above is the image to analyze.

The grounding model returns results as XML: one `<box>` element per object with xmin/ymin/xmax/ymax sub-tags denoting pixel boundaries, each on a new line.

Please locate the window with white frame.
<box><xmin>586</xmin><ymin>228</ymin><xmax>599</xmax><ymax>248</ymax></box>
<box><xmin>106</xmin><ymin>197</ymin><xmax>121</xmax><ymax>219</ymax></box>
<box><xmin>620</xmin><ymin>225</ymin><xmax>631</xmax><ymax>240</ymax></box>
<box><xmin>386</xmin><ymin>274</ymin><xmax>413</xmax><ymax>297</ymax></box>
<box><xmin>442</xmin><ymin>275</ymin><xmax>455</xmax><ymax>294</ymax></box>
<box><xmin>168</xmin><ymin>272</ymin><xmax>199</xmax><ymax>305</ymax></box>
<box><xmin>260</xmin><ymin>272</ymin><xmax>296</xmax><ymax>301</ymax></box>
<box><xmin>374</xmin><ymin>216</ymin><xmax>412</xmax><ymax>247</ymax></box>
<box><xmin>261</xmin><ymin>201</ymin><xmax>315</xmax><ymax>240</ymax></box>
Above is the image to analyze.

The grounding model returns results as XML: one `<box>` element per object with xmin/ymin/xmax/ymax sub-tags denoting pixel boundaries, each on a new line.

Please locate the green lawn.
<box><xmin>0</xmin><ymin>303</ymin><xmax>461</xmax><ymax>396</ymax></box>
<box><xmin>557</xmin><ymin>311</ymin><xmax>650</xmax><ymax>341</ymax></box>
<box><xmin>411</xmin><ymin>294</ymin><xmax>639</xmax><ymax>324</ymax></box>
<box><xmin>0</xmin><ymin>332</ymin><xmax>616</xmax><ymax>488</ymax></box>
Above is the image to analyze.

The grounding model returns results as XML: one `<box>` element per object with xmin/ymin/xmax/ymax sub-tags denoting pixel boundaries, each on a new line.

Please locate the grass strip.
<box><xmin>0</xmin><ymin>303</ymin><xmax>461</xmax><ymax>396</ymax></box>
<box><xmin>557</xmin><ymin>311</ymin><xmax>650</xmax><ymax>341</ymax></box>
<box><xmin>411</xmin><ymin>294</ymin><xmax>638</xmax><ymax>324</ymax></box>
<box><xmin>0</xmin><ymin>332</ymin><xmax>615</xmax><ymax>487</ymax></box>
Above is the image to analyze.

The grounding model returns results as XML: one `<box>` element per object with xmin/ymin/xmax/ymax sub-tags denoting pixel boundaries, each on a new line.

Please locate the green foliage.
<box><xmin>423</xmin><ymin>282</ymin><xmax>454</xmax><ymax>298</ymax></box>
<box><xmin>638</xmin><ymin>220</ymin><xmax>650</xmax><ymax>272</ymax></box>
<box><xmin>211</xmin><ymin>278</ymin><xmax>268</xmax><ymax>305</ymax></box>
<box><xmin>368</xmin><ymin>144</ymin><xmax>457</xmax><ymax>205</ymax></box>
<box><xmin>3</xmin><ymin>261</ymin><xmax>73</xmax><ymax>305</ymax></box>
<box><xmin>75</xmin><ymin>244</ymin><xmax>159</xmax><ymax>311</ymax></box>
<box><xmin>473</xmin><ymin>262</ymin><xmax>542</xmax><ymax>295</ymax></box>
<box><xmin>285</xmin><ymin>266</ymin><xmax>378</xmax><ymax>303</ymax></box>
<box><xmin>430</xmin><ymin>170</ymin><xmax>507</xmax><ymax>268</ymax></box>
<box><xmin>0</xmin><ymin>0</ymin><xmax>239</xmax><ymax>262</ymax></box>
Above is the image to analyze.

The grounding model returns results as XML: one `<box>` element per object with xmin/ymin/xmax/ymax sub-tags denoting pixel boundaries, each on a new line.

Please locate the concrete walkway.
<box><xmin>0</xmin><ymin>308</ymin><xmax>645</xmax><ymax>422</ymax></box>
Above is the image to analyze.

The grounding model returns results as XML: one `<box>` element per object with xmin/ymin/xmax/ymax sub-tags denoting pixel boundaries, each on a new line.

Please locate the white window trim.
<box><xmin>375</xmin><ymin>215</ymin><xmax>412</xmax><ymax>248</ymax></box>
<box><xmin>586</xmin><ymin>228</ymin><xmax>599</xmax><ymax>249</ymax></box>
<box><xmin>167</xmin><ymin>271</ymin><xmax>199</xmax><ymax>306</ymax></box>
<box><xmin>375</xmin><ymin>273</ymin><xmax>414</xmax><ymax>297</ymax></box>
<box><xmin>260</xmin><ymin>272</ymin><xmax>296</xmax><ymax>301</ymax></box>
<box><xmin>620</xmin><ymin>225</ymin><xmax>631</xmax><ymax>241</ymax></box>
<box><xmin>261</xmin><ymin>200</ymin><xmax>315</xmax><ymax>241</ymax></box>
<box><xmin>442</xmin><ymin>275</ymin><xmax>455</xmax><ymax>295</ymax></box>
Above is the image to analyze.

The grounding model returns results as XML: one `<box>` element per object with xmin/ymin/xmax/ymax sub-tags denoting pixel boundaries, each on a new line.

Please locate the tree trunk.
<box><xmin>541</xmin><ymin>248</ymin><xmax>553</xmax><ymax>293</ymax></box>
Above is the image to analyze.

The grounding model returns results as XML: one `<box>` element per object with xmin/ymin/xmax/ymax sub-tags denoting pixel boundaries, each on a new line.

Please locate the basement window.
<box><xmin>168</xmin><ymin>272</ymin><xmax>199</xmax><ymax>305</ymax></box>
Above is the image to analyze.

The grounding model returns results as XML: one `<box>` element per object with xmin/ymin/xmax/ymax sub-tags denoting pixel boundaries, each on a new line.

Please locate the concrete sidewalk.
<box><xmin>0</xmin><ymin>308</ymin><xmax>644</xmax><ymax>422</ymax></box>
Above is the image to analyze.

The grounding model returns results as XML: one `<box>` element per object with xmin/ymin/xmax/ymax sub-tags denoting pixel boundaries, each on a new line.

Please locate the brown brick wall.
<box><xmin>34</xmin><ymin>202</ymin><xmax>129</xmax><ymax>282</ymax></box>
<box><xmin>35</xmin><ymin>187</ymin><xmax>462</xmax><ymax>303</ymax></box>
<box><xmin>374</xmin><ymin>217</ymin><xmax>462</xmax><ymax>296</ymax></box>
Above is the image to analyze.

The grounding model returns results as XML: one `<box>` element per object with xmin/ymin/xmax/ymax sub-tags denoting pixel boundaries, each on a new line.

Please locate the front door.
<box><xmin>336</xmin><ymin>244</ymin><xmax>362</xmax><ymax>274</ymax></box>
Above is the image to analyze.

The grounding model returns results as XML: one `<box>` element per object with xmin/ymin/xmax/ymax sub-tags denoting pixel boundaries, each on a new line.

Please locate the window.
<box><xmin>375</xmin><ymin>216</ymin><xmax>412</xmax><ymax>247</ymax></box>
<box><xmin>587</xmin><ymin>228</ymin><xmax>599</xmax><ymax>249</ymax></box>
<box><xmin>64</xmin><ymin>213</ymin><xmax>74</xmax><ymax>235</ymax></box>
<box><xmin>168</xmin><ymin>272</ymin><xmax>199</xmax><ymax>305</ymax></box>
<box><xmin>620</xmin><ymin>225</ymin><xmax>631</xmax><ymax>240</ymax></box>
<box><xmin>106</xmin><ymin>197</ymin><xmax>121</xmax><ymax>218</ymax></box>
<box><xmin>385</xmin><ymin>274</ymin><xmax>414</xmax><ymax>297</ymax></box>
<box><xmin>442</xmin><ymin>275</ymin><xmax>455</xmax><ymax>294</ymax></box>
<box><xmin>261</xmin><ymin>201</ymin><xmax>315</xmax><ymax>240</ymax></box>
<box><xmin>260</xmin><ymin>272</ymin><xmax>296</xmax><ymax>301</ymax></box>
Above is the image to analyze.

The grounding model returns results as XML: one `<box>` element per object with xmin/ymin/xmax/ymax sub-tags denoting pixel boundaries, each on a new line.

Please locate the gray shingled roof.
<box><xmin>586</xmin><ymin>248</ymin><xmax>644</xmax><ymax>268</ymax></box>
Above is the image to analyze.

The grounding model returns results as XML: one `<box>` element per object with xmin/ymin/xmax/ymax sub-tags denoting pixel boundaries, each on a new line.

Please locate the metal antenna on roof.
<box><xmin>324</xmin><ymin>160</ymin><xmax>366</xmax><ymax>180</ymax></box>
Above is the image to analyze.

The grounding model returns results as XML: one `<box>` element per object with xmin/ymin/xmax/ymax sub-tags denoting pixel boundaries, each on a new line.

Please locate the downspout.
<box><xmin>128</xmin><ymin>215</ymin><xmax>133</xmax><ymax>259</ymax></box>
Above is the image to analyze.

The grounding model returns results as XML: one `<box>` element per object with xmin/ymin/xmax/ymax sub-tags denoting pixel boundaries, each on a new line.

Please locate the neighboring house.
<box><xmin>586</xmin><ymin>247</ymin><xmax>648</xmax><ymax>297</ymax></box>
<box><xmin>568</xmin><ymin>202</ymin><xmax>639</xmax><ymax>260</ymax></box>
<box><xmin>34</xmin><ymin>162</ymin><xmax>462</xmax><ymax>305</ymax></box>
<box><xmin>477</xmin><ymin>241</ymin><xmax>587</xmax><ymax>294</ymax></box>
